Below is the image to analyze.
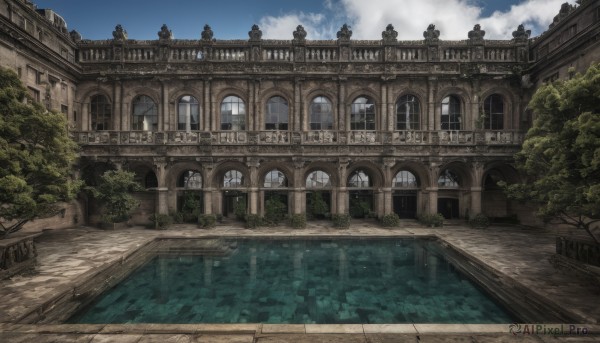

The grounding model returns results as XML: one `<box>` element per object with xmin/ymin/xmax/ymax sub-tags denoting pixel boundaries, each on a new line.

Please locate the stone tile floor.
<box><xmin>0</xmin><ymin>221</ymin><xmax>599</xmax><ymax>342</ymax></box>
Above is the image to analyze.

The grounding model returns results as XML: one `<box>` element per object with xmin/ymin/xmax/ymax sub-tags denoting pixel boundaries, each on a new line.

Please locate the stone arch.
<box><xmin>436</xmin><ymin>160</ymin><xmax>472</xmax><ymax>219</ymax></box>
<box><xmin>390</xmin><ymin>161</ymin><xmax>430</xmax><ymax>189</ymax></box>
<box><xmin>481</xmin><ymin>162</ymin><xmax>521</xmax><ymax>219</ymax></box>
<box><xmin>304</xmin><ymin>162</ymin><xmax>339</xmax><ymax>188</ymax></box>
<box><xmin>212</xmin><ymin>161</ymin><xmax>250</xmax><ymax>189</ymax></box>
<box><xmin>75</xmin><ymin>84</ymin><xmax>113</xmax><ymax>131</ymax></box>
<box><xmin>347</xmin><ymin>161</ymin><xmax>384</xmax><ymax>188</ymax></box>
<box><xmin>258</xmin><ymin>162</ymin><xmax>294</xmax><ymax>187</ymax></box>
<box><xmin>166</xmin><ymin>161</ymin><xmax>204</xmax><ymax>189</ymax></box>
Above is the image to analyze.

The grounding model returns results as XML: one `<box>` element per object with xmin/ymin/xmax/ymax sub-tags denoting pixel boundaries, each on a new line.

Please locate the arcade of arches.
<box><xmin>82</xmin><ymin>159</ymin><xmax>521</xmax><ymax>223</ymax></box>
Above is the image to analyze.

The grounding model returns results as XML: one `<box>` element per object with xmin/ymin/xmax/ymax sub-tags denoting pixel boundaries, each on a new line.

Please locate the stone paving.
<box><xmin>0</xmin><ymin>221</ymin><xmax>599</xmax><ymax>342</ymax></box>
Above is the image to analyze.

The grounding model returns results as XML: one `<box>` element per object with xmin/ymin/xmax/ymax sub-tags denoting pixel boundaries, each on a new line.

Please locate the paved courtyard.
<box><xmin>0</xmin><ymin>221</ymin><xmax>598</xmax><ymax>342</ymax></box>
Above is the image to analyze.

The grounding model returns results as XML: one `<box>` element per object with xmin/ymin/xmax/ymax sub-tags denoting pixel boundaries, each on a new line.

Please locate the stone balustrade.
<box><xmin>73</xmin><ymin>130</ymin><xmax>524</xmax><ymax>146</ymax></box>
<box><xmin>0</xmin><ymin>233</ymin><xmax>41</xmax><ymax>280</ymax></box>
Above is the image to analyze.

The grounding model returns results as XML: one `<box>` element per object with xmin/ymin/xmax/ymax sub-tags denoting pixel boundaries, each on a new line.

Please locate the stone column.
<box><xmin>292</xmin><ymin>159</ymin><xmax>305</xmax><ymax>214</ymax></box>
<box><xmin>203</xmin><ymin>78</ymin><xmax>211</xmax><ymax>131</ymax></box>
<box><xmin>383</xmin><ymin>158</ymin><xmax>395</xmax><ymax>215</ymax></box>
<box><xmin>113</xmin><ymin>80</ymin><xmax>122</xmax><ymax>131</ymax></box>
<box><xmin>427</xmin><ymin>162</ymin><xmax>440</xmax><ymax>214</ymax></box>
<box><xmin>121</xmin><ymin>81</ymin><xmax>128</xmax><ymax>131</ymax></box>
<box><xmin>386</xmin><ymin>79</ymin><xmax>395</xmax><ymax>131</ymax></box>
<box><xmin>375</xmin><ymin>189</ymin><xmax>384</xmax><ymax>217</ymax></box>
<box><xmin>380</xmin><ymin>80</ymin><xmax>388</xmax><ymax>131</ymax></box>
<box><xmin>247</xmin><ymin>159</ymin><xmax>260</xmax><ymax>214</ymax></box>
<box><xmin>203</xmin><ymin>164</ymin><xmax>214</xmax><ymax>214</ymax></box>
<box><xmin>293</xmin><ymin>78</ymin><xmax>302</xmax><ymax>131</ymax></box>
<box><xmin>161</xmin><ymin>80</ymin><xmax>169</xmax><ymax>131</ymax></box>
<box><xmin>470</xmin><ymin>161</ymin><xmax>485</xmax><ymax>215</ymax></box>
<box><xmin>427</xmin><ymin>77</ymin><xmax>437</xmax><ymax>131</ymax></box>
<box><xmin>337</xmin><ymin>159</ymin><xmax>349</xmax><ymax>214</ymax></box>
<box><xmin>337</xmin><ymin>78</ymin><xmax>346</xmax><ymax>131</ymax></box>
<box><xmin>154</xmin><ymin>161</ymin><xmax>169</xmax><ymax>215</ymax></box>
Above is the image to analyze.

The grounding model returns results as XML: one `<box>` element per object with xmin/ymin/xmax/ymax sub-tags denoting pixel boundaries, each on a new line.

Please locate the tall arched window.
<box><xmin>348</xmin><ymin>170</ymin><xmax>372</xmax><ymax>188</ymax></box>
<box><xmin>221</xmin><ymin>96</ymin><xmax>246</xmax><ymax>130</ymax></box>
<box><xmin>264</xmin><ymin>169</ymin><xmax>287</xmax><ymax>188</ymax></box>
<box><xmin>306</xmin><ymin>170</ymin><xmax>331</xmax><ymax>188</ymax></box>
<box><xmin>438</xmin><ymin>169</ymin><xmax>460</xmax><ymax>188</ymax></box>
<box><xmin>396</xmin><ymin>95</ymin><xmax>420</xmax><ymax>130</ymax></box>
<box><xmin>223</xmin><ymin>170</ymin><xmax>244</xmax><ymax>188</ymax></box>
<box><xmin>178</xmin><ymin>95</ymin><xmax>200</xmax><ymax>131</ymax></box>
<box><xmin>351</xmin><ymin>96</ymin><xmax>375</xmax><ymax>130</ymax></box>
<box><xmin>441</xmin><ymin>95</ymin><xmax>461</xmax><ymax>130</ymax></box>
<box><xmin>131</xmin><ymin>95</ymin><xmax>158</xmax><ymax>131</ymax></box>
<box><xmin>178</xmin><ymin>170</ymin><xmax>203</xmax><ymax>189</ymax></box>
<box><xmin>393</xmin><ymin>170</ymin><xmax>418</xmax><ymax>188</ymax></box>
<box><xmin>265</xmin><ymin>96</ymin><xmax>288</xmax><ymax>130</ymax></box>
<box><xmin>309</xmin><ymin>96</ymin><xmax>333</xmax><ymax>130</ymax></box>
<box><xmin>483</xmin><ymin>94</ymin><xmax>504</xmax><ymax>130</ymax></box>
<box><xmin>90</xmin><ymin>94</ymin><xmax>112</xmax><ymax>131</ymax></box>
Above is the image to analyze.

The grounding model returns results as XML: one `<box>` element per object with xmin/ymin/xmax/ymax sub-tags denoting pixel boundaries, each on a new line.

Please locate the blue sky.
<box><xmin>33</xmin><ymin>0</ymin><xmax>576</xmax><ymax>41</ymax></box>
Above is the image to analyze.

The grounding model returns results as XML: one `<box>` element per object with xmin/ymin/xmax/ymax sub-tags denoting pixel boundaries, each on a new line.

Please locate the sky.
<box><xmin>32</xmin><ymin>0</ymin><xmax>578</xmax><ymax>41</ymax></box>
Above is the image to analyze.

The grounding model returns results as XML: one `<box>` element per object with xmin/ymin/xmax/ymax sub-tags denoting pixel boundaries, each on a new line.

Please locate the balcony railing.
<box><xmin>73</xmin><ymin>130</ymin><xmax>524</xmax><ymax>146</ymax></box>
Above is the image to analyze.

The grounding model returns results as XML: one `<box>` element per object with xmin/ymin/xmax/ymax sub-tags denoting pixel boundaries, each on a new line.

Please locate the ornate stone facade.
<box><xmin>0</xmin><ymin>0</ymin><xmax>598</xmax><ymax>225</ymax></box>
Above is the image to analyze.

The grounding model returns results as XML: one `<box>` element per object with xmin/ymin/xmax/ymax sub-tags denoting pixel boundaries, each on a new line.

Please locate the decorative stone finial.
<box><xmin>248</xmin><ymin>24</ymin><xmax>262</xmax><ymax>41</ymax></box>
<box><xmin>69</xmin><ymin>30</ymin><xmax>81</xmax><ymax>43</ymax></box>
<box><xmin>512</xmin><ymin>24</ymin><xmax>530</xmax><ymax>42</ymax></box>
<box><xmin>112</xmin><ymin>24</ymin><xmax>127</xmax><ymax>41</ymax></box>
<box><xmin>550</xmin><ymin>2</ymin><xmax>575</xmax><ymax>28</ymax></box>
<box><xmin>293</xmin><ymin>25</ymin><xmax>307</xmax><ymax>43</ymax></box>
<box><xmin>158</xmin><ymin>24</ymin><xmax>172</xmax><ymax>41</ymax></box>
<box><xmin>201</xmin><ymin>24</ymin><xmax>214</xmax><ymax>42</ymax></box>
<box><xmin>423</xmin><ymin>24</ymin><xmax>440</xmax><ymax>43</ymax></box>
<box><xmin>382</xmin><ymin>24</ymin><xmax>398</xmax><ymax>43</ymax></box>
<box><xmin>337</xmin><ymin>23</ymin><xmax>352</xmax><ymax>42</ymax></box>
<box><xmin>468</xmin><ymin>24</ymin><xmax>485</xmax><ymax>43</ymax></box>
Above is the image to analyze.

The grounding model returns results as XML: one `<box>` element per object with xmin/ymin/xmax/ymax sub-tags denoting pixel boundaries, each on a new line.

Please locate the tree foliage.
<box><xmin>88</xmin><ymin>170</ymin><xmax>143</xmax><ymax>224</ymax></box>
<box><xmin>0</xmin><ymin>67</ymin><xmax>80</xmax><ymax>238</ymax></box>
<box><xmin>501</xmin><ymin>63</ymin><xmax>600</xmax><ymax>242</ymax></box>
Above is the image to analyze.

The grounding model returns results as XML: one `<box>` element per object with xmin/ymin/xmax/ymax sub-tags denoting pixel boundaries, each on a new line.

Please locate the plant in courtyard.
<box><xmin>198</xmin><ymin>214</ymin><xmax>217</xmax><ymax>228</ymax></box>
<box><xmin>349</xmin><ymin>198</ymin><xmax>371</xmax><ymax>218</ymax></box>
<box><xmin>332</xmin><ymin>213</ymin><xmax>351</xmax><ymax>229</ymax></box>
<box><xmin>417</xmin><ymin>213</ymin><xmax>444</xmax><ymax>227</ymax></box>
<box><xmin>244</xmin><ymin>214</ymin><xmax>263</xmax><ymax>229</ymax></box>
<box><xmin>263</xmin><ymin>196</ymin><xmax>287</xmax><ymax>225</ymax></box>
<box><xmin>381</xmin><ymin>213</ymin><xmax>401</xmax><ymax>227</ymax></box>
<box><xmin>308</xmin><ymin>191</ymin><xmax>328</xmax><ymax>219</ymax></box>
<box><xmin>234</xmin><ymin>197</ymin><xmax>247</xmax><ymax>221</ymax></box>
<box><xmin>469</xmin><ymin>213</ymin><xmax>490</xmax><ymax>229</ymax></box>
<box><xmin>149</xmin><ymin>213</ymin><xmax>173</xmax><ymax>230</ymax></box>
<box><xmin>87</xmin><ymin>170</ymin><xmax>142</xmax><ymax>225</ymax></box>
<box><xmin>500</xmin><ymin>63</ymin><xmax>600</xmax><ymax>243</ymax></box>
<box><xmin>0</xmin><ymin>67</ymin><xmax>80</xmax><ymax>238</ymax></box>
<box><xmin>180</xmin><ymin>191</ymin><xmax>202</xmax><ymax>223</ymax></box>
<box><xmin>289</xmin><ymin>214</ymin><xmax>307</xmax><ymax>229</ymax></box>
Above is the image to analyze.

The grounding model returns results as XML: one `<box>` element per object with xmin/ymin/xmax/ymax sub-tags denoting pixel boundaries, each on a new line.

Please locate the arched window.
<box><xmin>131</xmin><ymin>95</ymin><xmax>158</xmax><ymax>131</ymax></box>
<box><xmin>264</xmin><ymin>169</ymin><xmax>287</xmax><ymax>188</ymax></box>
<box><xmin>265</xmin><ymin>96</ymin><xmax>289</xmax><ymax>130</ymax></box>
<box><xmin>438</xmin><ymin>169</ymin><xmax>460</xmax><ymax>188</ymax></box>
<box><xmin>90</xmin><ymin>94</ymin><xmax>111</xmax><ymax>130</ymax></box>
<box><xmin>351</xmin><ymin>96</ymin><xmax>375</xmax><ymax>130</ymax></box>
<box><xmin>306</xmin><ymin>170</ymin><xmax>331</xmax><ymax>188</ymax></box>
<box><xmin>178</xmin><ymin>95</ymin><xmax>200</xmax><ymax>131</ymax></box>
<box><xmin>393</xmin><ymin>170</ymin><xmax>418</xmax><ymax>188</ymax></box>
<box><xmin>309</xmin><ymin>96</ymin><xmax>333</xmax><ymax>130</ymax></box>
<box><xmin>396</xmin><ymin>95</ymin><xmax>420</xmax><ymax>130</ymax></box>
<box><xmin>223</xmin><ymin>170</ymin><xmax>243</xmax><ymax>188</ymax></box>
<box><xmin>483</xmin><ymin>94</ymin><xmax>504</xmax><ymax>130</ymax></box>
<box><xmin>348</xmin><ymin>170</ymin><xmax>372</xmax><ymax>188</ymax></box>
<box><xmin>221</xmin><ymin>96</ymin><xmax>246</xmax><ymax>130</ymax></box>
<box><xmin>441</xmin><ymin>95</ymin><xmax>461</xmax><ymax>130</ymax></box>
<box><xmin>178</xmin><ymin>170</ymin><xmax>202</xmax><ymax>189</ymax></box>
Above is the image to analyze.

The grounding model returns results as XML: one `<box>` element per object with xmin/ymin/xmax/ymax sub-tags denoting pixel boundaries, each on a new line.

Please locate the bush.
<box><xmin>234</xmin><ymin>198</ymin><xmax>247</xmax><ymax>221</ymax></box>
<box><xmin>172</xmin><ymin>212</ymin><xmax>184</xmax><ymax>224</ymax></box>
<box><xmin>180</xmin><ymin>191</ymin><xmax>202</xmax><ymax>223</ymax></box>
<box><xmin>245</xmin><ymin>214</ymin><xmax>263</xmax><ymax>229</ymax></box>
<box><xmin>332</xmin><ymin>213</ymin><xmax>351</xmax><ymax>229</ymax></box>
<box><xmin>149</xmin><ymin>213</ymin><xmax>173</xmax><ymax>230</ymax></box>
<box><xmin>418</xmin><ymin>213</ymin><xmax>445</xmax><ymax>227</ymax></box>
<box><xmin>308</xmin><ymin>191</ymin><xmax>328</xmax><ymax>219</ymax></box>
<box><xmin>381</xmin><ymin>213</ymin><xmax>400</xmax><ymax>227</ymax></box>
<box><xmin>216</xmin><ymin>213</ymin><xmax>223</xmax><ymax>222</ymax></box>
<box><xmin>469</xmin><ymin>213</ymin><xmax>490</xmax><ymax>228</ymax></box>
<box><xmin>198</xmin><ymin>214</ymin><xmax>217</xmax><ymax>228</ymax></box>
<box><xmin>289</xmin><ymin>214</ymin><xmax>307</xmax><ymax>229</ymax></box>
<box><xmin>263</xmin><ymin>197</ymin><xmax>287</xmax><ymax>225</ymax></box>
<box><xmin>349</xmin><ymin>198</ymin><xmax>372</xmax><ymax>218</ymax></box>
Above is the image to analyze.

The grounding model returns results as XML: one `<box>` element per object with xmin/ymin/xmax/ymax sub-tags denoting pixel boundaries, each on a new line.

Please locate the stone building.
<box><xmin>0</xmin><ymin>0</ymin><xmax>599</xmax><ymax>226</ymax></box>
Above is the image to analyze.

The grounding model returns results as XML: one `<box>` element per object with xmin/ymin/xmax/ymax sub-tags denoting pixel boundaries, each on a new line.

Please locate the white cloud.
<box><xmin>258</xmin><ymin>0</ymin><xmax>578</xmax><ymax>40</ymax></box>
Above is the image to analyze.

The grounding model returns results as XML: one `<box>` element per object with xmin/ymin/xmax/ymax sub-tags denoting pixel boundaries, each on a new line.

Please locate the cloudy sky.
<box><xmin>34</xmin><ymin>0</ymin><xmax>577</xmax><ymax>41</ymax></box>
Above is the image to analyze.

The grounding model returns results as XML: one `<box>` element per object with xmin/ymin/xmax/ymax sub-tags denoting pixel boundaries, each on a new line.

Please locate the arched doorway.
<box><xmin>222</xmin><ymin>169</ymin><xmax>246</xmax><ymax>219</ymax></box>
<box><xmin>262</xmin><ymin>169</ymin><xmax>289</xmax><ymax>222</ymax></box>
<box><xmin>177</xmin><ymin>170</ymin><xmax>204</xmax><ymax>222</ymax></box>
<box><xmin>305</xmin><ymin>170</ymin><xmax>332</xmax><ymax>219</ymax></box>
<box><xmin>392</xmin><ymin>170</ymin><xmax>419</xmax><ymax>219</ymax></box>
<box><xmin>437</xmin><ymin>169</ymin><xmax>461</xmax><ymax>219</ymax></box>
<box><xmin>348</xmin><ymin>169</ymin><xmax>373</xmax><ymax>218</ymax></box>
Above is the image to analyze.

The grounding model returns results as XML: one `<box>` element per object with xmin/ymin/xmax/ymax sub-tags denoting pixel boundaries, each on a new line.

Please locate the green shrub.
<box><xmin>264</xmin><ymin>197</ymin><xmax>287</xmax><ymax>225</ymax></box>
<box><xmin>349</xmin><ymin>198</ymin><xmax>372</xmax><ymax>218</ymax></box>
<box><xmin>308</xmin><ymin>191</ymin><xmax>328</xmax><ymax>219</ymax></box>
<box><xmin>469</xmin><ymin>213</ymin><xmax>490</xmax><ymax>228</ymax></box>
<box><xmin>234</xmin><ymin>198</ymin><xmax>247</xmax><ymax>221</ymax></box>
<box><xmin>381</xmin><ymin>213</ymin><xmax>400</xmax><ymax>227</ymax></box>
<box><xmin>332</xmin><ymin>213</ymin><xmax>351</xmax><ymax>229</ymax></box>
<box><xmin>149</xmin><ymin>213</ymin><xmax>173</xmax><ymax>230</ymax></box>
<box><xmin>198</xmin><ymin>214</ymin><xmax>217</xmax><ymax>228</ymax></box>
<box><xmin>172</xmin><ymin>212</ymin><xmax>184</xmax><ymax>224</ymax></box>
<box><xmin>216</xmin><ymin>213</ymin><xmax>223</xmax><ymax>222</ymax></box>
<box><xmin>245</xmin><ymin>214</ymin><xmax>263</xmax><ymax>229</ymax></box>
<box><xmin>180</xmin><ymin>191</ymin><xmax>202</xmax><ymax>223</ymax></box>
<box><xmin>289</xmin><ymin>214</ymin><xmax>307</xmax><ymax>229</ymax></box>
<box><xmin>418</xmin><ymin>213</ymin><xmax>444</xmax><ymax>227</ymax></box>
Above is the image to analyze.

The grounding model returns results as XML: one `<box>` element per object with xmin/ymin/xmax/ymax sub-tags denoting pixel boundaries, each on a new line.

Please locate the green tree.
<box><xmin>88</xmin><ymin>170</ymin><xmax>143</xmax><ymax>224</ymax></box>
<box><xmin>501</xmin><ymin>63</ymin><xmax>600</xmax><ymax>243</ymax></box>
<box><xmin>0</xmin><ymin>67</ymin><xmax>80</xmax><ymax>238</ymax></box>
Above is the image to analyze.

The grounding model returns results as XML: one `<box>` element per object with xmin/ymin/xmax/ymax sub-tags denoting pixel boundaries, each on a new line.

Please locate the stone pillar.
<box><xmin>338</xmin><ymin>78</ymin><xmax>346</xmax><ymax>131</ymax></box>
<box><xmin>203</xmin><ymin>164</ymin><xmax>214</xmax><ymax>214</ymax></box>
<box><xmin>380</xmin><ymin>80</ymin><xmax>388</xmax><ymax>131</ymax></box>
<box><xmin>428</xmin><ymin>187</ymin><xmax>438</xmax><ymax>214</ymax></box>
<box><xmin>154</xmin><ymin>161</ymin><xmax>169</xmax><ymax>215</ymax></box>
<box><xmin>293</xmin><ymin>78</ymin><xmax>302</xmax><ymax>131</ymax></box>
<box><xmin>121</xmin><ymin>81</ymin><xmax>128</xmax><ymax>131</ymax></box>
<box><xmin>427</xmin><ymin>77</ymin><xmax>437</xmax><ymax>131</ymax></box>
<box><xmin>375</xmin><ymin>189</ymin><xmax>384</xmax><ymax>217</ymax></box>
<box><xmin>386</xmin><ymin>80</ymin><xmax>395</xmax><ymax>131</ymax></box>
<box><xmin>383</xmin><ymin>158</ymin><xmax>395</xmax><ymax>215</ymax></box>
<box><xmin>81</xmin><ymin>96</ymin><xmax>89</xmax><ymax>131</ymax></box>
<box><xmin>470</xmin><ymin>161</ymin><xmax>485</xmax><ymax>215</ymax></box>
<box><xmin>161</xmin><ymin>80</ymin><xmax>169</xmax><ymax>131</ymax></box>
<box><xmin>113</xmin><ymin>80</ymin><xmax>121</xmax><ymax>131</ymax></box>
<box><xmin>337</xmin><ymin>159</ymin><xmax>349</xmax><ymax>214</ymax></box>
<box><xmin>292</xmin><ymin>159</ymin><xmax>305</xmax><ymax>214</ymax></box>
<box><xmin>247</xmin><ymin>159</ymin><xmax>260</xmax><ymax>214</ymax></box>
<box><xmin>203</xmin><ymin>78</ymin><xmax>211</xmax><ymax>131</ymax></box>
<box><xmin>470</xmin><ymin>79</ymin><xmax>480</xmax><ymax>130</ymax></box>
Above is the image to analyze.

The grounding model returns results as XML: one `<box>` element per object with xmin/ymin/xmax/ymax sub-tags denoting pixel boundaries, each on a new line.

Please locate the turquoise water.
<box><xmin>68</xmin><ymin>239</ymin><xmax>516</xmax><ymax>324</ymax></box>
